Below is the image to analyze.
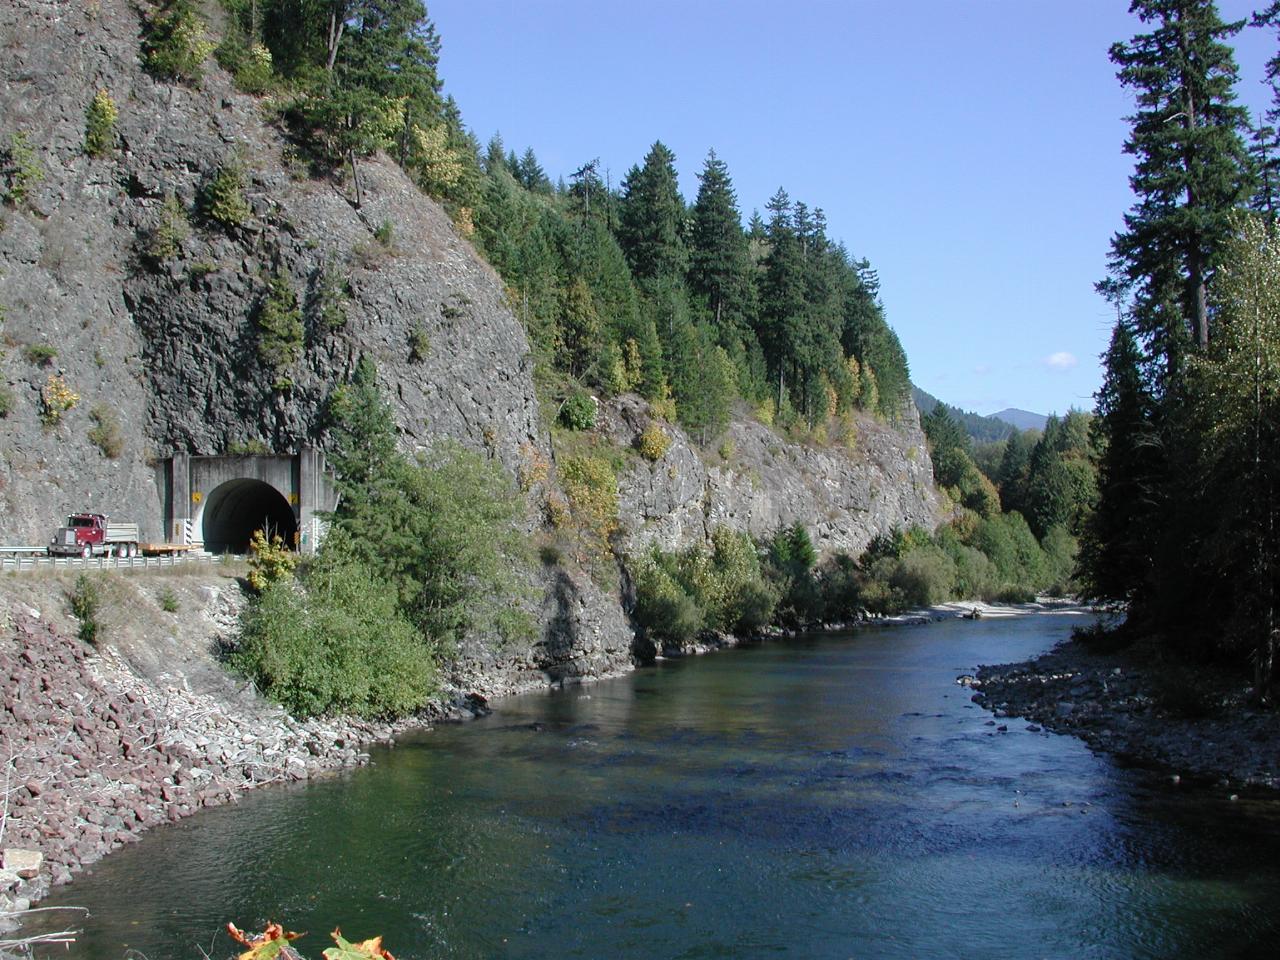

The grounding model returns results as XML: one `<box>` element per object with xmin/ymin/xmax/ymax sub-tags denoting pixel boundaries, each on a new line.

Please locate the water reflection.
<box><xmin>36</xmin><ymin>614</ymin><xmax>1280</xmax><ymax>960</ymax></box>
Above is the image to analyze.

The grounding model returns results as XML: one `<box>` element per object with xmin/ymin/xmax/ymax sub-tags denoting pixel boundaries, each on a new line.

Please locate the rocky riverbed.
<box><xmin>971</xmin><ymin>632</ymin><xmax>1280</xmax><ymax>792</ymax></box>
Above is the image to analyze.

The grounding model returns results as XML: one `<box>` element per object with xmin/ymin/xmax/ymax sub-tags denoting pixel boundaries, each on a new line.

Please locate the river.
<box><xmin>34</xmin><ymin>612</ymin><xmax>1280</xmax><ymax>959</ymax></box>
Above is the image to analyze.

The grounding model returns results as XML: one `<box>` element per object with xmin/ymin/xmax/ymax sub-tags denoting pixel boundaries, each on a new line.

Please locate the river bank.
<box><xmin>972</xmin><ymin>631</ymin><xmax>1280</xmax><ymax>792</ymax></box>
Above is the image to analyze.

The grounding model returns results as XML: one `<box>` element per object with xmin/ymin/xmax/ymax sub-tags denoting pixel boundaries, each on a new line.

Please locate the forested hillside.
<box><xmin>198</xmin><ymin>0</ymin><xmax>913</xmax><ymax>441</ymax></box>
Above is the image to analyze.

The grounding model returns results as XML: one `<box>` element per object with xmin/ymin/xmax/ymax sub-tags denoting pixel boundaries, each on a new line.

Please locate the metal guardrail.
<box><xmin>0</xmin><ymin>551</ymin><xmax>225</xmax><ymax>572</ymax></box>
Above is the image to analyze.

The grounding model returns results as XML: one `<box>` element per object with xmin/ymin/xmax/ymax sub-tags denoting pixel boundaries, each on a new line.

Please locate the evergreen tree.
<box><xmin>1078</xmin><ymin>321</ymin><xmax>1160</xmax><ymax>609</ymax></box>
<box><xmin>1105</xmin><ymin>0</ymin><xmax>1252</xmax><ymax>366</ymax></box>
<box><xmin>617</xmin><ymin>141</ymin><xmax>688</xmax><ymax>287</ymax></box>
<box><xmin>688</xmin><ymin>150</ymin><xmax>755</xmax><ymax>339</ymax></box>
<box><xmin>326</xmin><ymin>356</ymin><xmax>398</xmax><ymax>495</ymax></box>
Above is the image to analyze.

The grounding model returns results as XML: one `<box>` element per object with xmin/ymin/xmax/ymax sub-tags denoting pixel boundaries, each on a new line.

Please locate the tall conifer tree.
<box><xmin>1106</xmin><ymin>0</ymin><xmax>1252</xmax><ymax>369</ymax></box>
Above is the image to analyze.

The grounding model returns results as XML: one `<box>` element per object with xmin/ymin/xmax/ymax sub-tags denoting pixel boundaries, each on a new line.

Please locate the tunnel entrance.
<box><xmin>199</xmin><ymin>479</ymin><xmax>297</xmax><ymax>554</ymax></box>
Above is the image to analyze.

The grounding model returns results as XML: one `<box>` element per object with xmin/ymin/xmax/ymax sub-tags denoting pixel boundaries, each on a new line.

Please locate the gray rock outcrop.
<box><xmin>600</xmin><ymin>395</ymin><xmax>945</xmax><ymax>559</ymax></box>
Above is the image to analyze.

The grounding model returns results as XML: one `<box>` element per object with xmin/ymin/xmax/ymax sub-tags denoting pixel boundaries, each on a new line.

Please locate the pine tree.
<box><xmin>327</xmin><ymin>356</ymin><xmax>399</xmax><ymax>495</ymax></box>
<box><xmin>688</xmin><ymin>150</ymin><xmax>755</xmax><ymax>339</ymax></box>
<box><xmin>617</xmin><ymin>141</ymin><xmax>688</xmax><ymax>288</ymax></box>
<box><xmin>1078</xmin><ymin>321</ymin><xmax>1160</xmax><ymax>609</ymax></box>
<box><xmin>1105</xmin><ymin>0</ymin><xmax>1253</xmax><ymax>366</ymax></box>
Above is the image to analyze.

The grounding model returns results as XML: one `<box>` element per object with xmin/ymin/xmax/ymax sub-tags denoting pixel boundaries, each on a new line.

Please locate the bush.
<box><xmin>145</xmin><ymin>192</ymin><xmax>190</xmax><ymax>262</ymax></box>
<box><xmin>232</xmin><ymin>550</ymin><xmax>435</xmax><ymax>719</ymax></box>
<box><xmin>0</xmin><ymin>387</ymin><xmax>11</xmax><ymax>419</ymax></box>
<box><xmin>216</xmin><ymin>28</ymin><xmax>274</xmax><ymax>94</ymax></box>
<box><xmin>88</xmin><ymin>404</ymin><xmax>124</xmax><ymax>458</ymax></box>
<box><xmin>39</xmin><ymin>374</ymin><xmax>78</xmax><ymax>425</ymax></box>
<box><xmin>157</xmin><ymin>586</ymin><xmax>179</xmax><ymax>613</ymax></box>
<box><xmin>559</xmin><ymin>454</ymin><xmax>618</xmax><ymax>559</ymax></box>
<box><xmin>141</xmin><ymin>0</ymin><xmax>214</xmax><ymax>83</ymax></box>
<box><xmin>256</xmin><ymin>270</ymin><xmax>303</xmax><ymax>370</ymax></box>
<box><xmin>632</xmin><ymin>552</ymin><xmax>704</xmax><ymax>645</ymax></box>
<box><xmin>408</xmin><ymin>324</ymin><xmax>430</xmax><ymax>363</ymax></box>
<box><xmin>68</xmin><ymin>574</ymin><xmax>102</xmax><ymax>645</ymax></box>
<box><xmin>890</xmin><ymin>545</ymin><xmax>956</xmax><ymax>608</ymax></box>
<box><xmin>84</xmin><ymin>89</ymin><xmax>117</xmax><ymax>158</ymax></box>
<box><xmin>24</xmin><ymin>344</ymin><xmax>55</xmax><ymax>365</ymax></box>
<box><xmin>199</xmin><ymin>156</ymin><xmax>251</xmax><ymax>228</ymax></box>
<box><xmin>636</xmin><ymin>422</ymin><xmax>670</xmax><ymax>461</ymax></box>
<box><xmin>1072</xmin><ymin>619</ymin><xmax>1132</xmax><ymax>654</ymax></box>
<box><xmin>1041</xmin><ymin>524</ymin><xmax>1079</xmax><ymax>594</ymax></box>
<box><xmin>1</xmin><ymin>132</ymin><xmax>44</xmax><ymax>206</ymax></box>
<box><xmin>246</xmin><ymin>528</ymin><xmax>297</xmax><ymax>592</ymax></box>
<box><xmin>332</xmin><ymin>442</ymin><xmax>535</xmax><ymax>651</ymax></box>
<box><xmin>313</xmin><ymin>260</ymin><xmax>349</xmax><ymax>331</ymax></box>
<box><xmin>559</xmin><ymin>391</ymin><xmax>596</xmax><ymax>431</ymax></box>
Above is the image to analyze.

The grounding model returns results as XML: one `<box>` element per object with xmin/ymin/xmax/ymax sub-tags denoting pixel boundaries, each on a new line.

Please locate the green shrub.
<box><xmin>632</xmin><ymin>529</ymin><xmax>778</xmax><ymax>643</ymax></box>
<box><xmin>408</xmin><ymin>324</ymin><xmax>430</xmax><ymax>362</ymax></box>
<box><xmin>227</xmin><ymin>438</ymin><xmax>270</xmax><ymax>455</ymax></box>
<box><xmin>986</xmin><ymin>584</ymin><xmax>1036</xmax><ymax>604</ymax></box>
<box><xmin>232</xmin><ymin>551</ymin><xmax>435</xmax><ymax>719</ymax></box>
<box><xmin>199</xmin><ymin>155</ymin><xmax>251</xmax><ymax>228</ymax></box>
<box><xmin>0</xmin><ymin>387</ymin><xmax>11</xmax><ymax>418</ymax></box>
<box><xmin>374</xmin><ymin>219</ymin><xmax>395</xmax><ymax>247</ymax></box>
<box><xmin>256</xmin><ymin>270</ymin><xmax>303</xmax><ymax>370</ymax></box>
<box><xmin>560</xmin><ymin>454</ymin><xmax>618</xmax><ymax>558</ymax></box>
<box><xmin>141</xmin><ymin>0</ymin><xmax>214</xmax><ymax>83</ymax></box>
<box><xmin>145</xmin><ymin>192</ymin><xmax>190</xmax><ymax>262</ymax></box>
<box><xmin>313</xmin><ymin>259</ymin><xmax>349</xmax><ymax>331</ymax></box>
<box><xmin>1</xmin><ymin>132</ymin><xmax>44</xmax><ymax>206</ymax></box>
<box><xmin>636</xmin><ymin>422</ymin><xmax>671</xmax><ymax>461</ymax></box>
<box><xmin>632</xmin><ymin>552</ymin><xmax>705</xmax><ymax>645</ymax></box>
<box><xmin>88</xmin><ymin>404</ymin><xmax>124</xmax><ymax>458</ymax></box>
<box><xmin>84</xmin><ymin>89</ymin><xmax>118</xmax><ymax>158</ymax></box>
<box><xmin>157</xmin><ymin>586</ymin><xmax>179</xmax><ymax>613</ymax></box>
<box><xmin>889</xmin><ymin>544</ymin><xmax>956</xmax><ymax>608</ymax></box>
<box><xmin>24</xmin><ymin>344</ymin><xmax>55</xmax><ymax>365</ymax></box>
<box><xmin>1041</xmin><ymin>524</ymin><xmax>1079</xmax><ymax>594</ymax></box>
<box><xmin>68</xmin><ymin>574</ymin><xmax>102</xmax><ymax>645</ymax></box>
<box><xmin>1072</xmin><ymin>619</ymin><xmax>1131</xmax><ymax>653</ymax></box>
<box><xmin>215</xmin><ymin>27</ymin><xmax>274</xmax><ymax>94</ymax></box>
<box><xmin>559</xmin><ymin>392</ymin><xmax>596</xmax><ymax>431</ymax></box>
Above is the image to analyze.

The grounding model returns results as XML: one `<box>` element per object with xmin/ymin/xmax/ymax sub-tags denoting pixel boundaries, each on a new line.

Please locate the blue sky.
<box><xmin>430</xmin><ymin>1</ymin><xmax>1275</xmax><ymax>418</ymax></box>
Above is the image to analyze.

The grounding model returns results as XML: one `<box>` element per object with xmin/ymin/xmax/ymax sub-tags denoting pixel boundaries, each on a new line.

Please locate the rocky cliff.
<box><xmin>0</xmin><ymin>0</ymin><xmax>541</xmax><ymax>545</ymax></box>
<box><xmin>601</xmin><ymin>396</ymin><xmax>943</xmax><ymax>559</ymax></box>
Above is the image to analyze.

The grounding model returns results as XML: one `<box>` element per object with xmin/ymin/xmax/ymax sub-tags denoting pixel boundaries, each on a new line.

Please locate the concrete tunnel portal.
<box><xmin>198</xmin><ymin>479</ymin><xmax>297</xmax><ymax>554</ymax></box>
<box><xmin>161</xmin><ymin>449</ymin><xmax>337</xmax><ymax>555</ymax></box>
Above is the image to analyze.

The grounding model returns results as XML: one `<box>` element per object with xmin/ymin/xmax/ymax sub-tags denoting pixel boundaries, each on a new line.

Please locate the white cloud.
<box><xmin>1044</xmin><ymin>351</ymin><xmax>1077</xmax><ymax>371</ymax></box>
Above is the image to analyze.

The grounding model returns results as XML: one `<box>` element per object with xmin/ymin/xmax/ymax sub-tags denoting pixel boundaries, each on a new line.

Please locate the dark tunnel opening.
<box><xmin>200</xmin><ymin>479</ymin><xmax>298</xmax><ymax>554</ymax></box>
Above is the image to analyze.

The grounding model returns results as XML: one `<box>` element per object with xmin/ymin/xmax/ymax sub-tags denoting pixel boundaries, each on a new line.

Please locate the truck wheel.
<box><xmin>81</xmin><ymin>544</ymin><xmax>92</xmax><ymax>559</ymax></box>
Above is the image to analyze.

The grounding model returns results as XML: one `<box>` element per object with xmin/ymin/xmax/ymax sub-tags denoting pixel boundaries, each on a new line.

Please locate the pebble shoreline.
<box><xmin>971</xmin><ymin>635</ymin><xmax>1280</xmax><ymax>792</ymax></box>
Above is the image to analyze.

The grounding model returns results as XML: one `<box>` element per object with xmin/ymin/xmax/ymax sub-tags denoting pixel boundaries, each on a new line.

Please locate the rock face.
<box><xmin>601</xmin><ymin>395</ymin><xmax>944</xmax><ymax>558</ymax></box>
<box><xmin>0</xmin><ymin>0</ymin><xmax>540</xmax><ymax>547</ymax></box>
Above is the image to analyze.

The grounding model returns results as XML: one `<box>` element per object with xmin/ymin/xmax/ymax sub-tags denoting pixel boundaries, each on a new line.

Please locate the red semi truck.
<box><xmin>47</xmin><ymin>513</ymin><xmax>140</xmax><ymax>558</ymax></box>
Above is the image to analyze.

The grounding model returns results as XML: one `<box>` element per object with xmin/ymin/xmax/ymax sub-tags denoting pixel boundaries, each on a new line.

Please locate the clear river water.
<box><xmin>34</xmin><ymin>612</ymin><xmax>1280</xmax><ymax>959</ymax></box>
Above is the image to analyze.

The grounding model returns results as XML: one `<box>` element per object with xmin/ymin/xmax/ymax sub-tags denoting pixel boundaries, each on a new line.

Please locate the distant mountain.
<box><xmin>911</xmin><ymin>387</ymin><xmax>1015</xmax><ymax>445</ymax></box>
<box><xmin>990</xmin><ymin>408</ymin><xmax>1049</xmax><ymax>432</ymax></box>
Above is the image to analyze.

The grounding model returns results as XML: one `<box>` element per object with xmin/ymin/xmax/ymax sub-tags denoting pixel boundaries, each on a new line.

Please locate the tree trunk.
<box><xmin>326</xmin><ymin>3</ymin><xmax>346</xmax><ymax>74</ymax></box>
